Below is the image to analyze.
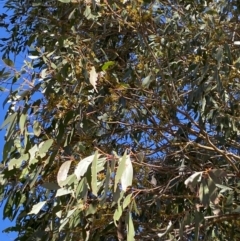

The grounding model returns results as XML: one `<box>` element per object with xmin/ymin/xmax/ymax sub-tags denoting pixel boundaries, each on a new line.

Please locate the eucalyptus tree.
<box><xmin>1</xmin><ymin>0</ymin><xmax>240</xmax><ymax>240</ymax></box>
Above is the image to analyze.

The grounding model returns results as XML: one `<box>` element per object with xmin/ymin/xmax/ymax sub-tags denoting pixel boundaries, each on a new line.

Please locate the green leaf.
<box><xmin>33</xmin><ymin>121</ymin><xmax>41</xmax><ymax>137</ymax></box>
<box><xmin>85</xmin><ymin>202</ymin><xmax>97</xmax><ymax>216</ymax></box>
<box><xmin>132</xmin><ymin>199</ymin><xmax>140</xmax><ymax>216</ymax></box>
<box><xmin>101</xmin><ymin>162</ymin><xmax>111</xmax><ymax>203</ymax></box>
<box><xmin>142</xmin><ymin>74</ymin><xmax>152</xmax><ymax>88</ymax></box>
<box><xmin>207</xmin><ymin>176</ymin><xmax>217</xmax><ymax>202</ymax></box>
<box><xmin>75</xmin><ymin>153</ymin><xmax>100</xmax><ymax>180</ymax></box>
<box><xmin>55</xmin><ymin>188</ymin><xmax>74</xmax><ymax>197</ymax></box>
<box><xmin>127</xmin><ymin>212</ymin><xmax>135</xmax><ymax>241</ymax></box>
<box><xmin>0</xmin><ymin>112</ymin><xmax>18</xmax><ymax>130</ymax></box>
<box><xmin>215</xmin><ymin>184</ymin><xmax>233</xmax><ymax>193</ymax></box>
<box><xmin>2</xmin><ymin>58</ymin><xmax>14</xmax><ymax>67</ymax></box>
<box><xmin>215</xmin><ymin>46</ymin><xmax>223</xmax><ymax>67</ymax></box>
<box><xmin>135</xmin><ymin>152</ymin><xmax>145</xmax><ymax>163</ymax></box>
<box><xmin>28</xmin><ymin>144</ymin><xmax>39</xmax><ymax>164</ymax></box>
<box><xmin>113</xmin><ymin>205</ymin><xmax>123</xmax><ymax>223</ymax></box>
<box><xmin>3</xmin><ymin>193</ymin><xmax>14</xmax><ymax>220</ymax></box>
<box><xmin>84</xmin><ymin>5</ymin><xmax>93</xmax><ymax>20</ymax></box>
<box><xmin>58</xmin><ymin>173</ymin><xmax>77</xmax><ymax>187</ymax></box>
<box><xmin>194</xmin><ymin>211</ymin><xmax>203</xmax><ymax>241</ymax></box>
<box><xmin>38</xmin><ymin>139</ymin><xmax>53</xmax><ymax>155</ymax></box>
<box><xmin>29</xmin><ymin>166</ymin><xmax>42</xmax><ymax>188</ymax></box>
<box><xmin>113</xmin><ymin>186</ymin><xmax>124</xmax><ymax>206</ymax></box>
<box><xmin>114</xmin><ymin>152</ymin><xmax>127</xmax><ymax>192</ymax></box>
<box><xmin>59</xmin><ymin>208</ymin><xmax>77</xmax><ymax>232</ymax></box>
<box><xmin>8</xmin><ymin>153</ymin><xmax>29</xmax><ymax>170</ymax></box>
<box><xmin>123</xmin><ymin>193</ymin><xmax>132</xmax><ymax>209</ymax></box>
<box><xmin>102</xmin><ymin>61</ymin><xmax>115</xmax><ymax>71</ymax></box>
<box><xmin>57</xmin><ymin>160</ymin><xmax>72</xmax><ymax>187</ymax></box>
<box><xmin>58</xmin><ymin>0</ymin><xmax>70</xmax><ymax>2</ymax></box>
<box><xmin>91</xmin><ymin>151</ymin><xmax>99</xmax><ymax>196</ymax></box>
<box><xmin>184</xmin><ymin>172</ymin><xmax>203</xmax><ymax>190</ymax></box>
<box><xmin>214</xmin><ymin>66</ymin><xmax>223</xmax><ymax>94</ymax></box>
<box><xmin>121</xmin><ymin>155</ymin><xmax>133</xmax><ymax>192</ymax></box>
<box><xmin>76</xmin><ymin>177</ymin><xmax>88</xmax><ymax>199</ymax></box>
<box><xmin>28</xmin><ymin>201</ymin><xmax>46</xmax><ymax>215</ymax></box>
<box><xmin>199</xmin><ymin>179</ymin><xmax>209</xmax><ymax>207</ymax></box>
<box><xmin>19</xmin><ymin>113</ymin><xmax>27</xmax><ymax>135</ymax></box>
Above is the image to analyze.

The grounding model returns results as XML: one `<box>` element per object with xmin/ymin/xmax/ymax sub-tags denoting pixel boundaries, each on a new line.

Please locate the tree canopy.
<box><xmin>1</xmin><ymin>0</ymin><xmax>240</xmax><ymax>240</ymax></box>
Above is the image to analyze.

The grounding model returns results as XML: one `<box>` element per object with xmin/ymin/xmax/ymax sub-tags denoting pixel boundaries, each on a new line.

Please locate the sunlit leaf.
<box><xmin>28</xmin><ymin>55</ymin><xmax>39</xmax><ymax>60</ymax></box>
<box><xmin>91</xmin><ymin>151</ymin><xmax>98</xmax><ymax>196</ymax></box>
<box><xmin>123</xmin><ymin>193</ymin><xmax>132</xmax><ymax>209</ymax></box>
<box><xmin>19</xmin><ymin>113</ymin><xmax>27</xmax><ymax>135</ymax></box>
<box><xmin>113</xmin><ymin>206</ymin><xmax>122</xmax><ymax>223</ymax></box>
<box><xmin>33</xmin><ymin>121</ymin><xmax>41</xmax><ymax>137</ymax></box>
<box><xmin>55</xmin><ymin>188</ymin><xmax>74</xmax><ymax>197</ymax></box>
<box><xmin>184</xmin><ymin>172</ymin><xmax>203</xmax><ymax>190</ymax></box>
<box><xmin>114</xmin><ymin>152</ymin><xmax>127</xmax><ymax>192</ymax></box>
<box><xmin>127</xmin><ymin>212</ymin><xmax>135</xmax><ymax>241</ymax></box>
<box><xmin>28</xmin><ymin>201</ymin><xmax>46</xmax><ymax>215</ymax></box>
<box><xmin>8</xmin><ymin>153</ymin><xmax>29</xmax><ymax>170</ymax></box>
<box><xmin>102</xmin><ymin>61</ymin><xmax>115</xmax><ymax>71</ymax></box>
<box><xmin>121</xmin><ymin>155</ymin><xmax>133</xmax><ymax>192</ymax></box>
<box><xmin>142</xmin><ymin>74</ymin><xmax>152</xmax><ymax>88</ymax></box>
<box><xmin>75</xmin><ymin>153</ymin><xmax>100</xmax><ymax>180</ymax></box>
<box><xmin>38</xmin><ymin>139</ymin><xmax>53</xmax><ymax>154</ymax></box>
<box><xmin>57</xmin><ymin>161</ymin><xmax>72</xmax><ymax>187</ymax></box>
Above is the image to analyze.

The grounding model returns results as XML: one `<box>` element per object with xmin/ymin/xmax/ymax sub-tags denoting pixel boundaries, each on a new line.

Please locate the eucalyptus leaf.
<box><xmin>28</xmin><ymin>201</ymin><xmax>46</xmax><ymax>215</ymax></box>
<box><xmin>75</xmin><ymin>153</ymin><xmax>100</xmax><ymax>180</ymax></box>
<box><xmin>57</xmin><ymin>161</ymin><xmax>72</xmax><ymax>187</ymax></box>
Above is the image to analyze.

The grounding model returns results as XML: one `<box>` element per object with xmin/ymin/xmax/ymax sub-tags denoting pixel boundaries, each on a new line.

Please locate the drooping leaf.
<box><xmin>59</xmin><ymin>208</ymin><xmax>77</xmax><ymax>232</ymax></box>
<box><xmin>75</xmin><ymin>153</ymin><xmax>100</xmax><ymax>180</ymax></box>
<box><xmin>57</xmin><ymin>160</ymin><xmax>72</xmax><ymax>187</ymax></box>
<box><xmin>76</xmin><ymin>177</ymin><xmax>88</xmax><ymax>199</ymax></box>
<box><xmin>113</xmin><ymin>205</ymin><xmax>123</xmax><ymax>224</ymax></box>
<box><xmin>91</xmin><ymin>151</ymin><xmax>99</xmax><ymax>196</ymax></box>
<box><xmin>184</xmin><ymin>172</ymin><xmax>203</xmax><ymax>191</ymax></box>
<box><xmin>33</xmin><ymin>121</ymin><xmax>41</xmax><ymax>137</ymax></box>
<box><xmin>0</xmin><ymin>112</ymin><xmax>18</xmax><ymax>130</ymax></box>
<box><xmin>121</xmin><ymin>155</ymin><xmax>133</xmax><ymax>192</ymax></box>
<box><xmin>123</xmin><ymin>193</ymin><xmax>132</xmax><ymax>209</ymax></box>
<box><xmin>199</xmin><ymin>179</ymin><xmax>210</xmax><ymax>207</ymax></box>
<box><xmin>114</xmin><ymin>152</ymin><xmax>127</xmax><ymax>192</ymax></box>
<box><xmin>127</xmin><ymin>212</ymin><xmax>135</xmax><ymax>241</ymax></box>
<box><xmin>19</xmin><ymin>113</ymin><xmax>27</xmax><ymax>135</ymax></box>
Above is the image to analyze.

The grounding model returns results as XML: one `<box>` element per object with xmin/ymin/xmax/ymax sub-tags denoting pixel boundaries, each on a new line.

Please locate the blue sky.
<box><xmin>0</xmin><ymin>1</ymin><xmax>24</xmax><ymax>239</ymax></box>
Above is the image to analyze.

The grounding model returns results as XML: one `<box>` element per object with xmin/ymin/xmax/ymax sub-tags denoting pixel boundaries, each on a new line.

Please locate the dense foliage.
<box><xmin>1</xmin><ymin>0</ymin><xmax>240</xmax><ymax>240</ymax></box>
